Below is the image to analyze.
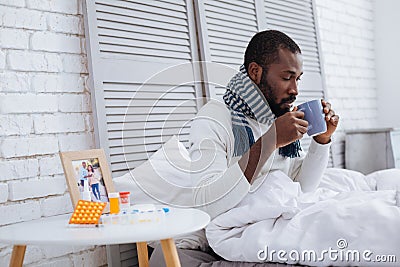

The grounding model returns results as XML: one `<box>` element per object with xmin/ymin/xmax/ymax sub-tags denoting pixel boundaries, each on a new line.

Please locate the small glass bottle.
<box><xmin>108</xmin><ymin>192</ymin><xmax>120</xmax><ymax>214</ymax></box>
<box><xmin>119</xmin><ymin>191</ymin><xmax>131</xmax><ymax>212</ymax></box>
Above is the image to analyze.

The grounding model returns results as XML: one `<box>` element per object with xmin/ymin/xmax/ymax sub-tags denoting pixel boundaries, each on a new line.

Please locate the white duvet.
<box><xmin>206</xmin><ymin>168</ymin><xmax>400</xmax><ymax>266</ymax></box>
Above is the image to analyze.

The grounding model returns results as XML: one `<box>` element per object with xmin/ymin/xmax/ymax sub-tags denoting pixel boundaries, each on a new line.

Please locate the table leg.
<box><xmin>136</xmin><ymin>242</ymin><xmax>149</xmax><ymax>267</ymax></box>
<box><xmin>10</xmin><ymin>245</ymin><xmax>26</xmax><ymax>267</ymax></box>
<box><xmin>160</xmin><ymin>238</ymin><xmax>181</xmax><ymax>267</ymax></box>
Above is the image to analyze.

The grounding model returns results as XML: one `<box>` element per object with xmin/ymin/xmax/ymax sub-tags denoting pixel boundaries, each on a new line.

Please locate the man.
<box><xmin>189</xmin><ymin>30</ymin><xmax>339</xmax><ymax>219</ymax></box>
<box><xmin>79</xmin><ymin>161</ymin><xmax>88</xmax><ymax>188</ymax></box>
<box><xmin>149</xmin><ymin>30</ymin><xmax>340</xmax><ymax>265</ymax></box>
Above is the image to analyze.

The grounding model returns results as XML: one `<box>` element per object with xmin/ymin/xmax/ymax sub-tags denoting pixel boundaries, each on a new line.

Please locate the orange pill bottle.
<box><xmin>108</xmin><ymin>192</ymin><xmax>120</xmax><ymax>214</ymax></box>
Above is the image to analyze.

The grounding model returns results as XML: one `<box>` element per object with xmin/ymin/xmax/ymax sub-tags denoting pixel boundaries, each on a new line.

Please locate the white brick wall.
<box><xmin>25</xmin><ymin>257</ymin><xmax>72</xmax><ymax>267</ymax></box>
<box><xmin>62</xmin><ymin>54</ymin><xmax>87</xmax><ymax>73</ymax></box>
<box><xmin>0</xmin><ymin>246</ymin><xmax>44</xmax><ymax>266</ymax></box>
<box><xmin>0</xmin><ymin>28</ymin><xmax>30</xmax><ymax>49</ymax></box>
<box><xmin>0</xmin><ymin>94</ymin><xmax>58</xmax><ymax>113</ymax></box>
<box><xmin>0</xmin><ymin>50</ymin><xmax>5</xmax><ymax>69</ymax></box>
<box><xmin>58</xmin><ymin>94</ymin><xmax>91</xmax><ymax>113</ymax></box>
<box><xmin>31</xmin><ymin>32</ymin><xmax>81</xmax><ymax>54</ymax></box>
<box><xmin>375</xmin><ymin>0</ymin><xmax>400</xmax><ymax>128</ymax></box>
<box><xmin>2</xmin><ymin>6</ymin><xmax>47</xmax><ymax>30</ymax></box>
<box><xmin>39</xmin><ymin>245</ymin><xmax>75</xmax><ymax>260</ymax></box>
<box><xmin>8</xmin><ymin>51</ymin><xmax>63</xmax><ymax>72</ymax></box>
<box><xmin>58</xmin><ymin>132</ymin><xmax>95</xmax><ymax>151</ymax></box>
<box><xmin>0</xmin><ymin>114</ymin><xmax>33</xmax><ymax>136</ymax></box>
<box><xmin>34</xmin><ymin>113</ymin><xmax>86</xmax><ymax>134</ymax></box>
<box><xmin>0</xmin><ymin>72</ymin><xmax>30</xmax><ymax>92</ymax></box>
<box><xmin>0</xmin><ymin>248</ymin><xmax>12</xmax><ymax>267</ymax></box>
<box><xmin>0</xmin><ymin>0</ymin><xmax>25</xmax><ymax>7</ymax></box>
<box><xmin>23</xmin><ymin>246</ymin><xmax>44</xmax><ymax>265</ymax></box>
<box><xmin>40</xmin><ymin>194</ymin><xmax>73</xmax><ymax>217</ymax></box>
<box><xmin>0</xmin><ymin>158</ymin><xmax>38</xmax><ymax>181</ymax></box>
<box><xmin>315</xmin><ymin>0</ymin><xmax>376</xmax><ymax>167</ymax></box>
<box><xmin>38</xmin><ymin>156</ymin><xmax>63</xmax><ymax>177</ymax></box>
<box><xmin>0</xmin><ymin>0</ymin><xmax>105</xmax><ymax>265</ymax></box>
<box><xmin>0</xmin><ymin>183</ymin><xmax>8</xmax><ymax>203</ymax></box>
<box><xmin>0</xmin><ymin>136</ymin><xmax>59</xmax><ymax>158</ymax></box>
<box><xmin>26</xmin><ymin>0</ymin><xmax>79</xmax><ymax>14</ymax></box>
<box><xmin>32</xmin><ymin>73</ymin><xmax>85</xmax><ymax>93</ymax></box>
<box><xmin>0</xmin><ymin>201</ymin><xmax>41</xmax><ymax>225</ymax></box>
<box><xmin>8</xmin><ymin>177</ymin><xmax>66</xmax><ymax>201</ymax></box>
<box><xmin>47</xmin><ymin>13</ymin><xmax>82</xmax><ymax>35</ymax></box>
<box><xmin>71</xmin><ymin>247</ymin><xmax>107</xmax><ymax>267</ymax></box>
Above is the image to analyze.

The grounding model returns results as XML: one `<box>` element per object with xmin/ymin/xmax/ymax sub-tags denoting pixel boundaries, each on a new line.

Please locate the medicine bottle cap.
<box><xmin>108</xmin><ymin>192</ymin><xmax>119</xmax><ymax>198</ymax></box>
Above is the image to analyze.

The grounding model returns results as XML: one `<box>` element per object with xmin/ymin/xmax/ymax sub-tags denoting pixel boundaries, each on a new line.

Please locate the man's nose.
<box><xmin>288</xmin><ymin>80</ymin><xmax>298</xmax><ymax>95</ymax></box>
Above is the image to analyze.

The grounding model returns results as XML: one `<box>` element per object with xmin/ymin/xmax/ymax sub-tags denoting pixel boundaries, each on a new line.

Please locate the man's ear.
<box><xmin>247</xmin><ymin>62</ymin><xmax>263</xmax><ymax>85</ymax></box>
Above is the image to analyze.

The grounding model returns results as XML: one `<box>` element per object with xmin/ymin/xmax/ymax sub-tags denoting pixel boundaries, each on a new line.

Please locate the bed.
<box><xmin>113</xmin><ymin>136</ymin><xmax>400</xmax><ymax>266</ymax></box>
<box><xmin>149</xmin><ymin>244</ymin><xmax>303</xmax><ymax>267</ymax></box>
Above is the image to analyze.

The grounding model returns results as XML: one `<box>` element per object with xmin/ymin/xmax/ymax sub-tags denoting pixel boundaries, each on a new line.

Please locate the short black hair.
<box><xmin>244</xmin><ymin>30</ymin><xmax>301</xmax><ymax>71</ymax></box>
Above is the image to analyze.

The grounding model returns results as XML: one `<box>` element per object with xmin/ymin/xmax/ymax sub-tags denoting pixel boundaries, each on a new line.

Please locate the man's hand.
<box><xmin>274</xmin><ymin>108</ymin><xmax>308</xmax><ymax>148</ymax></box>
<box><xmin>239</xmin><ymin>109</ymin><xmax>307</xmax><ymax>183</ymax></box>
<box><xmin>313</xmin><ymin>100</ymin><xmax>339</xmax><ymax>144</ymax></box>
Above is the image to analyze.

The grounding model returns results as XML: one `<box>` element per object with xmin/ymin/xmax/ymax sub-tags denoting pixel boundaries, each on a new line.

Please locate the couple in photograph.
<box><xmin>78</xmin><ymin>161</ymin><xmax>101</xmax><ymax>201</ymax></box>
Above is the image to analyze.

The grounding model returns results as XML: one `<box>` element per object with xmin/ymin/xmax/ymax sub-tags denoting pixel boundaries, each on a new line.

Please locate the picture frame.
<box><xmin>59</xmin><ymin>149</ymin><xmax>116</xmax><ymax>210</ymax></box>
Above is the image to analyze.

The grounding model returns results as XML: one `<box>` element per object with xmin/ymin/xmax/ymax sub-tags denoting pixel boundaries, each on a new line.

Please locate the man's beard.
<box><xmin>259</xmin><ymin>70</ymin><xmax>296</xmax><ymax>117</ymax></box>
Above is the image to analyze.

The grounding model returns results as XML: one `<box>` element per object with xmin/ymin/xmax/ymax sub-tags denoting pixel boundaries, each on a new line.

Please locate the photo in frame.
<box><xmin>60</xmin><ymin>149</ymin><xmax>116</xmax><ymax>210</ymax></box>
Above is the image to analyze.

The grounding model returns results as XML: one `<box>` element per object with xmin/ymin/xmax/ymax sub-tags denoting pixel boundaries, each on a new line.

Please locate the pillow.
<box><xmin>113</xmin><ymin>135</ymin><xmax>194</xmax><ymax>207</ymax></box>
<box><xmin>113</xmin><ymin>136</ymin><xmax>209</xmax><ymax>251</ymax></box>
<box><xmin>366</xmin><ymin>168</ymin><xmax>400</xmax><ymax>191</ymax></box>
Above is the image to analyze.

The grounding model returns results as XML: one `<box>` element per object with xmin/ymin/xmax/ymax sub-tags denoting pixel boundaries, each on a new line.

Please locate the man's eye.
<box><xmin>282</xmin><ymin>77</ymin><xmax>291</xmax><ymax>81</ymax></box>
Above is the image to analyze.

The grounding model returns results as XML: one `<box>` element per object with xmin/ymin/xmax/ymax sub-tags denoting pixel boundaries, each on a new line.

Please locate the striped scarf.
<box><xmin>223</xmin><ymin>65</ymin><xmax>301</xmax><ymax>158</ymax></box>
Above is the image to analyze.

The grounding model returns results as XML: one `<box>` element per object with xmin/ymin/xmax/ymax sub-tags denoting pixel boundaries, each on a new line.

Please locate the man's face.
<box><xmin>82</xmin><ymin>162</ymin><xmax>86</xmax><ymax>168</ymax></box>
<box><xmin>258</xmin><ymin>48</ymin><xmax>303</xmax><ymax>117</ymax></box>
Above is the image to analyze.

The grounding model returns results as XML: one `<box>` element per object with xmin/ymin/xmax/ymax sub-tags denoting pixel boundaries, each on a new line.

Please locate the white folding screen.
<box><xmin>195</xmin><ymin>0</ymin><xmax>261</xmax><ymax>98</ymax></box>
<box><xmin>83</xmin><ymin>0</ymin><xmax>203</xmax><ymax>177</ymax></box>
<box><xmin>263</xmin><ymin>0</ymin><xmax>325</xmax><ymax>104</ymax></box>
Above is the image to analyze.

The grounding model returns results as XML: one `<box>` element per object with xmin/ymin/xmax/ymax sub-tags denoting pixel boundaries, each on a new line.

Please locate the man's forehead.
<box><xmin>272</xmin><ymin>48</ymin><xmax>303</xmax><ymax>73</ymax></box>
<box><xmin>277</xmin><ymin>48</ymin><xmax>302</xmax><ymax>61</ymax></box>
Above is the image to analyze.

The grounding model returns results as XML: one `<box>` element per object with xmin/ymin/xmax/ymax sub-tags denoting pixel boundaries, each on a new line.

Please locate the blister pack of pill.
<box><xmin>69</xmin><ymin>200</ymin><xmax>107</xmax><ymax>225</ymax></box>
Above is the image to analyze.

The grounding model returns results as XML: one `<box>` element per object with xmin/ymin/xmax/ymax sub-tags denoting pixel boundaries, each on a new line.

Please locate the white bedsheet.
<box><xmin>206</xmin><ymin>168</ymin><xmax>400</xmax><ymax>266</ymax></box>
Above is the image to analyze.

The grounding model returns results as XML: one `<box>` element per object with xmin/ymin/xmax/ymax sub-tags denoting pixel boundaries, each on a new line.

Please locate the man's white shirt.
<box><xmin>189</xmin><ymin>100</ymin><xmax>331</xmax><ymax>219</ymax></box>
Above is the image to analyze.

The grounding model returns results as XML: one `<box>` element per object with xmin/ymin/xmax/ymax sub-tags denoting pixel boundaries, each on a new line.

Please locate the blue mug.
<box><xmin>297</xmin><ymin>99</ymin><xmax>327</xmax><ymax>136</ymax></box>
